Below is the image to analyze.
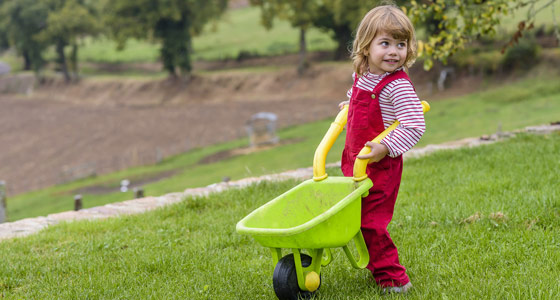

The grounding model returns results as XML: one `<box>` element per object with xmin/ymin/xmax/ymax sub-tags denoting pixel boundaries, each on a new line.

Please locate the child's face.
<box><xmin>366</xmin><ymin>32</ymin><xmax>408</xmax><ymax>75</ymax></box>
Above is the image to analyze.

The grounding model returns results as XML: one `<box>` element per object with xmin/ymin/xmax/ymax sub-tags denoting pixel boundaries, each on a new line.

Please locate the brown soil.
<box><xmin>0</xmin><ymin>54</ymin><xmax>488</xmax><ymax>196</ymax></box>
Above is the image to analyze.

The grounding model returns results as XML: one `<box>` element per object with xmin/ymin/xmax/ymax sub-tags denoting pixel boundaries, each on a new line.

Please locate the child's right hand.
<box><xmin>338</xmin><ymin>100</ymin><xmax>350</xmax><ymax>110</ymax></box>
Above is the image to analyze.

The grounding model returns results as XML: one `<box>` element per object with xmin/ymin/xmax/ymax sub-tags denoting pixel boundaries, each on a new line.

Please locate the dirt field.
<box><xmin>0</xmin><ymin>56</ymin><xmax>474</xmax><ymax>196</ymax></box>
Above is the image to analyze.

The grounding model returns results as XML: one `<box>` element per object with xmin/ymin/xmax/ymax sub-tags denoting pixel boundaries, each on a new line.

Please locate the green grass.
<box><xmin>1</xmin><ymin>133</ymin><xmax>558</xmax><ymax>299</ymax></box>
<box><xmin>191</xmin><ymin>6</ymin><xmax>335</xmax><ymax>61</ymax></box>
<box><xmin>6</xmin><ymin>71</ymin><xmax>560</xmax><ymax>221</ymax></box>
<box><xmin>421</xmin><ymin>73</ymin><xmax>560</xmax><ymax>144</ymax></box>
<box><xmin>44</xmin><ymin>6</ymin><xmax>335</xmax><ymax>65</ymax></box>
<box><xmin>499</xmin><ymin>0</ymin><xmax>560</xmax><ymax>29</ymax></box>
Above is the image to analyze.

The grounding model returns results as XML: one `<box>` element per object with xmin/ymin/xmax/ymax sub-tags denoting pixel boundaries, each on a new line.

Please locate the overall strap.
<box><xmin>371</xmin><ymin>70</ymin><xmax>411</xmax><ymax>95</ymax></box>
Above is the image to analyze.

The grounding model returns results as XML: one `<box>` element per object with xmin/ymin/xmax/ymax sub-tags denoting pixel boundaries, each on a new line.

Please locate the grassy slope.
<box><xmin>0</xmin><ymin>133</ymin><xmax>558</xmax><ymax>299</ymax></box>
<box><xmin>6</xmin><ymin>72</ymin><xmax>560</xmax><ymax>221</ymax></box>
<box><xmin>67</xmin><ymin>6</ymin><xmax>335</xmax><ymax>64</ymax></box>
<box><xmin>74</xmin><ymin>0</ymin><xmax>560</xmax><ymax>64</ymax></box>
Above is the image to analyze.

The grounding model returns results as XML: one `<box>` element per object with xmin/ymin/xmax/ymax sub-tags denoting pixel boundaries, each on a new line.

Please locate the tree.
<box><xmin>313</xmin><ymin>0</ymin><xmax>384</xmax><ymax>60</ymax></box>
<box><xmin>250</xmin><ymin>0</ymin><xmax>319</xmax><ymax>74</ymax></box>
<box><xmin>251</xmin><ymin>1</ymin><xmax>408</xmax><ymax>61</ymax></box>
<box><xmin>0</xmin><ymin>0</ymin><xmax>100</xmax><ymax>80</ymax></box>
<box><xmin>38</xmin><ymin>0</ymin><xmax>101</xmax><ymax>81</ymax></box>
<box><xmin>105</xmin><ymin>0</ymin><xmax>228</xmax><ymax>78</ymax></box>
<box><xmin>0</xmin><ymin>0</ymin><xmax>49</xmax><ymax>73</ymax></box>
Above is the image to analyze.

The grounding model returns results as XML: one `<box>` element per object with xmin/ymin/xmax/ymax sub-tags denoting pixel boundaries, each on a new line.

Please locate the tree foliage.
<box><xmin>0</xmin><ymin>0</ymin><xmax>100</xmax><ymax>80</ymax></box>
<box><xmin>250</xmin><ymin>0</ymin><xmax>408</xmax><ymax>62</ymax></box>
<box><xmin>39</xmin><ymin>0</ymin><xmax>102</xmax><ymax>81</ymax></box>
<box><xmin>250</xmin><ymin>0</ymin><xmax>320</xmax><ymax>74</ymax></box>
<box><xmin>0</xmin><ymin>0</ymin><xmax>49</xmax><ymax>72</ymax></box>
<box><xmin>251</xmin><ymin>0</ymin><xmax>559</xmax><ymax>69</ymax></box>
<box><xmin>104</xmin><ymin>0</ymin><xmax>227</xmax><ymax>77</ymax></box>
<box><xmin>408</xmin><ymin>0</ymin><xmax>560</xmax><ymax>70</ymax></box>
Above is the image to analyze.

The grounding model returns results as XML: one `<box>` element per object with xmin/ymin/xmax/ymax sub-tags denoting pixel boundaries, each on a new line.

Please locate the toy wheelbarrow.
<box><xmin>236</xmin><ymin>101</ymin><xmax>430</xmax><ymax>300</ymax></box>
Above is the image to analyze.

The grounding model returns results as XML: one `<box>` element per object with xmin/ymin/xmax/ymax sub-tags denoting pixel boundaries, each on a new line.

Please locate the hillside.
<box><xmin>2</xmin><ymin>47</ymin><xmax>560</xmax><ymax>196</ymax></box>
<box><xmin>0</xmin><ymin>55</ymin><xmax>458</xmax><ymax>195</ymax></box>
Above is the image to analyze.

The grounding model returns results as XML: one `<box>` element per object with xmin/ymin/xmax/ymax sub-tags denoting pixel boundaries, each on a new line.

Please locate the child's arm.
<box><xmin>380</xmin><ymin>79</ymin><xmax>426</xmax><ymax>157</ymax></box>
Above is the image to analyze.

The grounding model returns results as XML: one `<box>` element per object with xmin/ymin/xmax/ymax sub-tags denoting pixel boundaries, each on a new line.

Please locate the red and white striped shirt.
<box><xmin>347</xmin><ymin>70</ymin><xmax>426</xmax><ymax>157</ymax></box>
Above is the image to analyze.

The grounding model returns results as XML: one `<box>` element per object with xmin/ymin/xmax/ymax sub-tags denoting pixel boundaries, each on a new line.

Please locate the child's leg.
<box><xmin>361</xmin><ymin>157</ymin><xmax>409</xmax><ymax>287</ymax></box>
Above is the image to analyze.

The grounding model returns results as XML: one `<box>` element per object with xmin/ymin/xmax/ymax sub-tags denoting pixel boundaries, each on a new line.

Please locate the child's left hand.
<box><xmin>357</xmin><ymin>142</ymin><xmax>389</xmax><ymax>164</ymax></box>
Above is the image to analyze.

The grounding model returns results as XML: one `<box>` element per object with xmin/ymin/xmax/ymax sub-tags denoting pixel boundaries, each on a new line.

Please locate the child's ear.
<box><xmin>363</xmin><ymin>48</ymin><xmax>369</xmax><ymax>56</ymax></box>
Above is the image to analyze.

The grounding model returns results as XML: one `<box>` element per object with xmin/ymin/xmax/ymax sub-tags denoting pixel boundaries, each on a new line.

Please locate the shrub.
<box><xmin>501</xmin><ymin>37</ymin><xmax>541</xmax><ymax>71</ymax></box>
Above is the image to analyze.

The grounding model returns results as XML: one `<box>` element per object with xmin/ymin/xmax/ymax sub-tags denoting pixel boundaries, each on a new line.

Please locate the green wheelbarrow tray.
<box><xmin>236</xmin><ymin>176</ymin><xmax>371</xmax><ymax>250</ymax></box>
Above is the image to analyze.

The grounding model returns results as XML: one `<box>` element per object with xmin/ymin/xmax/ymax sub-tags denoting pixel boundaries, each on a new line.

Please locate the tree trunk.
<box><xmin>56</xmin><ymin>41</ymin><xmax>70</xmax><ymax>82</ymax></box>
<box><xmin>332</xmin><ymin>25</ymin><xmax>353</xmax><ymax>61</ymax></box>
<box><xmin>177</xmin><ymin>33</ymin><xmax>192</xmax><ymax>78</ymax></box>
<box><xmin>70</xmin><ymin>43</ymin><xmax>79</xmax><ymax>81</ymax></box>
<box><xmin>23</xmin><ymin>50</ymin><xmax>31</xmax><ymax>71</ymax></box>
<box><xmin>297</xmin><ymin>27</ymin><xmax>308</xmax><ymax>75</ymax></box>
<box><xmin>160</xmin><ymin>37</ymin><xmax>177</xmax><ymax>77</ymax></box>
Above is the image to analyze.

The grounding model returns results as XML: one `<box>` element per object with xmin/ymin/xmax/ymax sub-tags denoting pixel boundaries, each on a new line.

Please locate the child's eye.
<box><xmin>397</xmin><ymin>43</ymin><xmax>407</xmax><ymax>48</ymax></box>
<box><xmin>381</xmin><ymin>41</ymin><xmax>389</xmax><ymax>46</ymax></box>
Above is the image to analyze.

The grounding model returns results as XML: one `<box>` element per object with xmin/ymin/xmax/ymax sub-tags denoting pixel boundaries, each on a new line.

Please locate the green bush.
<box><xmin>502</xmin><ymin>37</ymin><xmax>541</xmax><ymax>71</ymax></box>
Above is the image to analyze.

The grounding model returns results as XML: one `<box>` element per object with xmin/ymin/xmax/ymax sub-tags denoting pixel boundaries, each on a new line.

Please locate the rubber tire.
<box><xmin>272</xmin><ymin>254</ymin><xmax>320</xmax><ymax>300</ymax></box>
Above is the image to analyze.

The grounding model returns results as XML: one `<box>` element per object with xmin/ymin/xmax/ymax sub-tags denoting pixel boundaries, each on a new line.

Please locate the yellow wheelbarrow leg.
<box><xmin>342</xmin><ymin>231</ymin><xmax>370</xmax><ymax>269</ymax></box>
<box><xmin>293</xmin><ymin>248</ymin><xmax>323</xmax><ymax>292</ymax></box>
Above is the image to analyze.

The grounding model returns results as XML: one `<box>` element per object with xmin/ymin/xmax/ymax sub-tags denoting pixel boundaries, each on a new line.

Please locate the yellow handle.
<box><xmin>353</xmin><ymin>101</ymin><xmax>430</xmax><ymax>181</ymax></box>
<box><xmin>313</xmin><ymin>105</ymin><xmax>349</xmax><ymax>181</ymax></box>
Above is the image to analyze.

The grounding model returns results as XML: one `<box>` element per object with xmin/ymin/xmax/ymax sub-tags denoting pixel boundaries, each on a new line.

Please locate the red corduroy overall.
<box><xmin>341</xmin><ymin>70</ymin><xmax>411</xmax><ymax>287</ymax></box>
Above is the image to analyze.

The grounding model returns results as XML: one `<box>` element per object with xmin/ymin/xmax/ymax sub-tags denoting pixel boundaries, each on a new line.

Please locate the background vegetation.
<box><xmin>6</xmin><ymin>70</ymin><xmax>560</xmax><ymax>221</ymax></box>
<box><xmin>1</xmin><ymin>0</ymin><xmax>559</xmax><ymax>77</ymax></box>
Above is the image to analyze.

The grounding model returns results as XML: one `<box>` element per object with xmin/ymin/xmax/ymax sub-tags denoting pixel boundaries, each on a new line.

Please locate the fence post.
<box><xmin>133</xmin><ymin>187</ymin><xmax>144</xmax><ymax>199</ymax></box>
<box><xmin>74</xmin><ymin>194</ymin><xmax>82</xmax><ymax>211</ymax></box>
<box><xmin>0</xmin><ymin>181</ymin><xmax>6</xmax><ymax>223</ymax></box>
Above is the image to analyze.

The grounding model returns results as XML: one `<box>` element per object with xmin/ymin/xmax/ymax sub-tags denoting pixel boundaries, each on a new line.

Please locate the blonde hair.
<box><xmin>351</xmin><ymin>5</ymin><xmax>417</xmax><ymax>76</ymax></box>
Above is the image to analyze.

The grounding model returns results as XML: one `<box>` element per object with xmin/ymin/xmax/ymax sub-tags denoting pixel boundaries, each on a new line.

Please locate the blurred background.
<box><xmin>0</xmin><ymin>0</ymin><xmax>558</xmax><ymax>221</ymax></box>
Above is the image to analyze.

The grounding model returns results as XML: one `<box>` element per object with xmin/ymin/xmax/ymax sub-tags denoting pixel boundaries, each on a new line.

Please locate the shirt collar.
<box><xmin>364</xmin><ymin>67</ymin><xmax>404</xmax><ymax>80</ymax></box>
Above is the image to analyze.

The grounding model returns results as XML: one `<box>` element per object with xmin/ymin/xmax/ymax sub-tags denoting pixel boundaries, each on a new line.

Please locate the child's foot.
<box><xmin>381</xmin><ymin>282</ymin><xmax>412</xmax><ymax>294</ymax></box>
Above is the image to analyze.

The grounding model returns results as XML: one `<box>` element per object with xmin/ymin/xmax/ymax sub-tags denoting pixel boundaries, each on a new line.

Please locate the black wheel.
<box><xmin>273</xmin><ymin>254</ymin><xmax>320</xmax><ymax>300</ymax></box>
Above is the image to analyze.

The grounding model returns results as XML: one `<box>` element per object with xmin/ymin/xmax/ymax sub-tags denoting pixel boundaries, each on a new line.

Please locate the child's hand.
<box><xmin>338</xmin><ymin>100</ymin><xmax>350</xmax><ymax>110</ymax></box>
<box><xmin>357</xmin><ymin>142</ymin><xmax>389</xmax><ymax>164</ymax></box>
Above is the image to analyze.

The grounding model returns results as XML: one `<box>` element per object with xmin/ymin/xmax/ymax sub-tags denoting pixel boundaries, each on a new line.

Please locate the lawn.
<box><xmin>0</xmin><ymin>132</ymin><xmax>558</xmax><ymax>299</ymax></box>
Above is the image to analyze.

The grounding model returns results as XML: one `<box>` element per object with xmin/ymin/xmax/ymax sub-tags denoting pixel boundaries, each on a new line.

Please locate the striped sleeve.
<box><xmin>380</xmin><ymin>79</ymin><xmax>426</xmax><ymax>157</ymax></box>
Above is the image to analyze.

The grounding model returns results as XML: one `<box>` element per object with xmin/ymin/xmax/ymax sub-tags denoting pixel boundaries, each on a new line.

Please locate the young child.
<box><xmin>339</xmin><ymin>4</ymin><xmax>425</xmax><ymax>294</ymax></box>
